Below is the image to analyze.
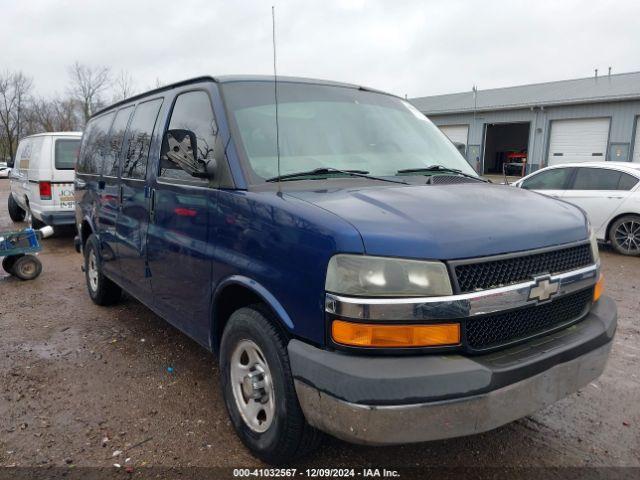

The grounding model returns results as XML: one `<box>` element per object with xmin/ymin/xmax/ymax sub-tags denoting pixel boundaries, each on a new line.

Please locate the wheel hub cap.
<box><xmin>229</xmin><ymin>340</ymin><xmax>275</xmax><ymax>433</ymax></box>
<box><xmin>88</xmin><ymin>251</ymin><xmax>99</xmax><ymax>291</ymax></box>
<box><xmin>241</xmin><ymin>366</ymin><xmax>267</xmax><ymax>401</ymax></box>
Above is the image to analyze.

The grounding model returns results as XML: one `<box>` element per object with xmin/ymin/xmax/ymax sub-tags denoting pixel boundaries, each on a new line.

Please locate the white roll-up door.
<box><xmin>632</xmin><ymin>119</ymin><xmax>640</xmax><ymax>163</ymax></box>
<box><xmin>439</xmin><ymin>125</ymin><xmax>469</xmax><ymax>149</ymax></box>
<box><xmin>547</xmin><ymin>118</ymin><xmax>610</xmax><ymax>166</ymax></box>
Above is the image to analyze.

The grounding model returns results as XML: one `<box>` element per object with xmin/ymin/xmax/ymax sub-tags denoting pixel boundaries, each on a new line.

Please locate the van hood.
<box><xmin>285</xmin><ymin>183</ymin><xmax>589</xmax><ymax>260</ymax></box>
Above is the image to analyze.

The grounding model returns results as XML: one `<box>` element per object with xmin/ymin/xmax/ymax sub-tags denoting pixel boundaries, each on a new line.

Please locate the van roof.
<box><xmin>91</xmin><ymin>75</ymin><xmax>394</xmax><ymax>118</ymax></box>
<box><xmin>21</xmin><ymin>131</ymin><xmax>83</xmax><ymax>139</ymax></box>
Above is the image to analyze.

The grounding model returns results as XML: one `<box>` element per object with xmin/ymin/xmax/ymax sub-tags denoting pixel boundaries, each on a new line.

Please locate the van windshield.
<box><xmin>55</xmin><ymin>138</ymin><xmax>80</xmax><ymax>170</ymax></box>
<box><xmin>221</xmin><ymin>81</ymin><xmax>476</xmax><ymax>183</ymax></box>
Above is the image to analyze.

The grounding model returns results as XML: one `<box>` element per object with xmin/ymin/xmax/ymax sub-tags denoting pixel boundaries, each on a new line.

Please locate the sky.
<box><xmin>2</xmin><ymin>0</ymin><xmax>640</xmax><ymax>101</ymax></box>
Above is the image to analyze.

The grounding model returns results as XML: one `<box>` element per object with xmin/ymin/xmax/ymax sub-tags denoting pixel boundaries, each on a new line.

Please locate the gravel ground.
<box><xmin>0</xmin><ymin>179</ymin><xmax>638</xmax><ymax>473</ymax></box>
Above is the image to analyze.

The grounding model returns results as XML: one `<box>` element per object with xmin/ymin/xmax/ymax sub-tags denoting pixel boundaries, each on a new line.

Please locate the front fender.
<box><xmin>211</xmin><ymin>275</ymin><xmax>295</xmax><ymax>349</ymax></box>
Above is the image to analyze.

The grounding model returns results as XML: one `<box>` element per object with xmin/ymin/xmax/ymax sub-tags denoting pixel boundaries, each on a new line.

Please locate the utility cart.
<box><xmin>0</xmin><ymin>226</ymin><xmax>53</xmax><ymax>280</ymax></box>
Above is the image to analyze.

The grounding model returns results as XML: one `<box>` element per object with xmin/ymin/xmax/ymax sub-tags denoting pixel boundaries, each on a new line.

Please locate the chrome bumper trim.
<box><xmin>325</xmin><ymin>264</ymin><xmax>598</xmax><ymax>321</ymax></box>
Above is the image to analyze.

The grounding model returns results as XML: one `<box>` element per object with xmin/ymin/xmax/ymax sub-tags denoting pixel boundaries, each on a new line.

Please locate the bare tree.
<box><xmin>28</xmin><ymin>96</ymin><xmax>81</xmax><ymax>133</ymax></box>
<box><xmin>0</xmin><ymin>70</ymin><xmax>33</xmax><ymax>160</ymax></box>
<box><xmin>145</xmin><ymin>77</ymin><xmax>163</xmax><ymax>91</ymax></box>
<box><xmin>113</xmin><ymin>70</ymin><xmax>136</xmax><ymax>101</ymax></box>
<box><xmin>67</xmin><ymin>61</ymin><xmax>111</xmax><ymax>123</ymax></box>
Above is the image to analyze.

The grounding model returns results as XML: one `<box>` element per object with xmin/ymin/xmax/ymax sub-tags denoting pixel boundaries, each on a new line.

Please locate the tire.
<box><xmin>7</xmin><ymin>195</ymin><xmax>26</xmax><ymax>222</ymax></box>
<box><xmin>12</xmin><ymin>255</ymin><xmax>42</xmax><ymax>280</ymax></box>
<box><xmin>608</xmin><ymin>215</ymin><xmax>640</xmax><ymax>256</ymax></box>
<box><xmin>220</xmin><ymin>306</ymin><xmax>322</xmax><ymax>464</ymax></box>
<box><xmin>2</xmin><ymin>254</ymin><xmax>24</xmax><ymax>274</ymax></box>
<box><xmin>84</xmin><ymin>234</ymin><xmax>122</xmax><ymax>305</ymax></box>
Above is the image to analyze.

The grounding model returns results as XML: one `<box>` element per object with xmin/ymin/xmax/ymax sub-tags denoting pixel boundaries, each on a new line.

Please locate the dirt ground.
<box><xmin>0</xmin><ymin>179</ymin><xmax>638</xmax><ymax>473</ymax></box>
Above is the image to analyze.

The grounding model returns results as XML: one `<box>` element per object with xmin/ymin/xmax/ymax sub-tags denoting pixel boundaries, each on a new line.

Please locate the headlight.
<box><xmin>325</xmin><ymin>254</ymin><xmax>452</xmax><ymax>297</ymax></box>
<box><xmin>589</xmin><ymin>225</ymin><xmax>600</xmax><ymax>264</ymax></box>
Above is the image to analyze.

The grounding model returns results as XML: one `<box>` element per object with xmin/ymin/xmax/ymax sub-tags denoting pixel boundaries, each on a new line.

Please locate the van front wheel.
<box><xmin>84</xmin><ymin>234</ymin><xmax>122</xmax><ymax>305</ymax></box>
<box><xmin>7</xmin><ymin>195</ymin><xmax>26</xmax><ymax>222</ymax></box>
<box><xmin>220</xmin><ymin>306</ymin><xmax>322</xmax><ymax>464</ymax></box>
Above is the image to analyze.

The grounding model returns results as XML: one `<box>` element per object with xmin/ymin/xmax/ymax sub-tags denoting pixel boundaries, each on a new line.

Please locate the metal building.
<box><xmin>410</xmin><ymin>71</ymin><xmax>640</xmax><ymax>176</ymax></box>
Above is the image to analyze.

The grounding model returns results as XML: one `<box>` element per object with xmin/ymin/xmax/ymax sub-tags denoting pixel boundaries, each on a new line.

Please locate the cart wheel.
<box><xmin>12</xmin><ymin>255</ymin><xmax>42</xmax><ymax>280</ymax></box>
<box><xmin>2</xmin><ymin>254</ymin><xmax>24</xmax><ymax>275</ymax></box>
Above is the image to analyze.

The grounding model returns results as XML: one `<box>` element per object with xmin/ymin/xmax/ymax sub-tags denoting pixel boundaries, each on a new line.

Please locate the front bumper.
<box><xmin>38</xmin><ymin>210</ymin><xmax>76</xmax><ymax>226</ymax></box>
<box><xmin>289</xmin><ymin>296</ymin><xmax>616</xmax><ymax>445</ymax></box>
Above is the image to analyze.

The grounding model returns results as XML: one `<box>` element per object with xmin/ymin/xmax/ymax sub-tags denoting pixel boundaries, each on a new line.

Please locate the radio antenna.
<box><xmin>272</xmin><ymin>6</ymin><xmax>282</xmax><ymax>191</ymax></box>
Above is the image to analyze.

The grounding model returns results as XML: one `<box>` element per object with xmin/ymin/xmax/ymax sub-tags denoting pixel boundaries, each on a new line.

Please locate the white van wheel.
<box><xmin>7</xmin><ymin>195</ymin><xmax>26</xmax><ymax>222</ymax></box>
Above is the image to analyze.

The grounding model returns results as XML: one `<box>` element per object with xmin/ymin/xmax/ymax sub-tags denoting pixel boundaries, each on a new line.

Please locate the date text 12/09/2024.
<box><xmin>233</xmin><ymin>469</ymin><xmax>400</xmax><ymax>478</ymax></box>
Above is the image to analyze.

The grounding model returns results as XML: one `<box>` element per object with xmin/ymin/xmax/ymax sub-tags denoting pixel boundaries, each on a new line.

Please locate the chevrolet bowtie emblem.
<box><xmin>529</xmin><ymin>276</ymin><xmax>560</xmax><ymax>302</ymax></box>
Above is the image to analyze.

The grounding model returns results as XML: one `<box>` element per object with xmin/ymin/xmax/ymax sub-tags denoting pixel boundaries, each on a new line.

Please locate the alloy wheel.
<box><xmin>614</xmin><ymin>220</ymin><xmax>640</xmax><ymax>254</ymax></box>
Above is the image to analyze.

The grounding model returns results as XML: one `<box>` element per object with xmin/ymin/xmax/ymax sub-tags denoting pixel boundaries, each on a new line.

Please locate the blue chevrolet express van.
<box><xmin>75</xmin><ymin>76</ymin><xmax>616</xmax><ymax>464</ymax></box>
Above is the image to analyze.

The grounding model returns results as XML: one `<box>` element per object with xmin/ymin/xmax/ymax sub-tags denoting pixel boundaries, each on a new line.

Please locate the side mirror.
<box><xmin>7</xmin><ymin>157</ymin><xmax>14</xmax><ymax>168</ymax></box>
<box><xmin>164</xmin><ymin>129</ymin><xmax>214</xmax><ymax>179</ymax></box>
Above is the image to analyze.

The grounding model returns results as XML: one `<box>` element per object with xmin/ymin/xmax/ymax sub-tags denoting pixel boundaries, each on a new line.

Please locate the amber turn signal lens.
<box><xmin>331</xmin><ymin>320</ymin><xmax>460</xmax><ymax>348</ymax></box>
<box><xmin>593</xmin><ymin>274</ymin><xmax>604</xmax><ymax>302</ymax></box>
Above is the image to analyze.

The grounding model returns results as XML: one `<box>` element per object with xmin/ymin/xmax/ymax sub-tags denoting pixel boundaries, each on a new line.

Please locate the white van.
<box><xmin>8</xmin><ymin>132</ymin><xmax>82</xmax><ymax>227</ymax></box>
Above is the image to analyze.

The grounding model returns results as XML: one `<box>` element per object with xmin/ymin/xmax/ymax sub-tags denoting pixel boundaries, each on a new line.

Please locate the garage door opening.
<box><xmin>482</xmin><ymin>122</ymin><xmax>530</xmax><ymax>176</ymax></box>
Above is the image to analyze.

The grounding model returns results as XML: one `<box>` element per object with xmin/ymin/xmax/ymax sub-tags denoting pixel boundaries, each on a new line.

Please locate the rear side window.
<box><xmin>104</xmin><ymin>106</ymin><xmax>134</xmax><ymax>177</ymax></box>
<box><xmin>521</xmin><ymin>168</ymin><xmax>571</xmax><ymax>190</ymax></box>
<box><xmin>122</xmin><ymin>99</ymin><xmax>163</xmax><ymax>180</ymax></box>
<box><xmin>571</xmin><ymin>168</ymin><xmax>634</xmax><ymax>191</ymax></box>
<box><xmin>617</xmin><ymin>172</ymin><xmax>639</xmax><ymax>191</ymax></box>
<box><xmin>77</xmin><ymin>112</ymin><xmax>115</xmax><ymax>174</ymax></box>
<box><xmin>54</xmin><ymin>139</ymin><xmax>80</xmax><ymax>170</ymax></box>
<box><xmin>160</xmin><ymin>91</ymin><xmax>216</xmax><ymax>184</ymax></box>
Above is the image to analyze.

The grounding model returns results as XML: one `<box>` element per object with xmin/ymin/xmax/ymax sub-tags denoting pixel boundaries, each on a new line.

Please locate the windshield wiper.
<box><xmin>266</xmin><ymin>167</ymin><xmax>409</xmax><ymax>185</ymax></box>
<box><xmin>396</xmin><ymin>165</ymin><xmax>487</xmax><ymax>182</ymax></box>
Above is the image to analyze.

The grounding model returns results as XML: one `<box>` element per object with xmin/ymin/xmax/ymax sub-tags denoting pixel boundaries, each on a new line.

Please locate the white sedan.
<box><xmin>514</xmin><ymin>162</ymin><xmax>640</xmax><ymax>256</ymax></box>
<box><xmin>0</xmin><ymin>166</ymin><xmax>10</xmax><ymax>178</ymax></box>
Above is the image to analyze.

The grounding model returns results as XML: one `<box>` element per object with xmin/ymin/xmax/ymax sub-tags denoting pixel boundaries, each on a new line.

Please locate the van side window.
<box><xmin>76</xmin><ymin>123</ymin><xmax>94</xmax><ymax>173</ymax></box>
<box><xmin>104</xmin><ymin>106</ymin><xmax>134</xmax><ymax>177</ymax></box>
<box><xmin>77</xmin><ymin>112</ymin><xmax>115</xmax><ymax>175</ymax></box>
<box><xmin>160</xmin><ymin>91</ymin><xmax>216</xmax><ymax>184</ymax></box>
<box><xmin>122</xmin><ymin>99</ymin><xmax>163</xmax><ymax>180</ymax></box>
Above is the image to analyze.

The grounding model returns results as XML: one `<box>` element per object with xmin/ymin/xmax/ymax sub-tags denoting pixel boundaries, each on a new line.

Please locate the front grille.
<box><xmin>454</xmin><ymin>244</ymin><xmax>592</xmax><ymax>293</ymax></box>
<box><xmin>429</xmin><ymin>175</ymin><xmax>481</xmax><ymax>185</ymax></box>
<box><xmin>465</xmin><ymin>288</ymin><xmax>593</xmax><ymax>351</ymax></box>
